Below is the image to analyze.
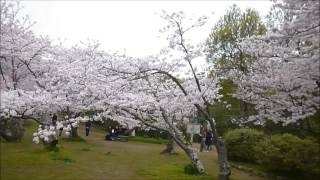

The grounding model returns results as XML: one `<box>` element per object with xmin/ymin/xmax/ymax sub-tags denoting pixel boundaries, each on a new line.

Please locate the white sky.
<box><xmin>19</xmin><ymin>0</ymin><xmax>273</xmax><ymax>72</ymax></box>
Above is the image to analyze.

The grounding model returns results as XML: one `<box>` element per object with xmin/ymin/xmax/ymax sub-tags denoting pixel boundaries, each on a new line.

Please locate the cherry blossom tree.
<box><xmin>88</xmin><ymin>11</ymin><xmax>231</xmax><ymax>178</ymax></box>
<box><xmin>42</xmin><ymin>35</ymin><xmax>219</xmax><ymax>173</ymax></box>
<box><xmin>157</xmin><ymin>11</ymin><xmax>231</xmax><ymax>179</ymax></box>
<box><xmin>1</xmin><ymin>3</ymin><xmax>235</xmax><ymax>178</ymax></box>
<box><xmin>0</xmin><ymin>0</ymin><xmax>55</xmax><ymax>141</ymax></box>
<box><xmin>0</xmin><ymin>1</ymin><xmax>52</xmax><ymax>91</ymax></box>
<box><xmin>93</xmin><ymin>57</ymin><xmax>218</xmax><ymax>174</ymax></box>
<box><xmin>233</xmin><ymin>0</ymin><xmax>319</xmax><ymax>125</ymax></box>
<box><xmin>0</xmin><ymin>1</ymin><xmax>94</xmax><ymax>144</ymax></box>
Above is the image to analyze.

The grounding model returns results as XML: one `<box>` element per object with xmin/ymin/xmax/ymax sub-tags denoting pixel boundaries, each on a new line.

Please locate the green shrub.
<box><xmin>254</xmin><ymin>133</ymin><xmax>320</xmax><ymax>177</ymax></box>
<box><xmin>184</xmin><ymin>164</ymin><xmax>200</xmax><ymax>175</ymax></box>
<box><xmin>0</xmin><ymin>118</ymin><xmax>25</xmax><ymax>142</ymax></box>
<box><xmin>224</xmin><ymin>128</ymin><xmax>265</xmax><ymax>162</ymax></box>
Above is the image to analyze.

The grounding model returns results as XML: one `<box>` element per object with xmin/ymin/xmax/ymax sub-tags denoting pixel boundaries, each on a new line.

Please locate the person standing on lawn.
<box><xmin>85</xmin><ymin>120</ymin><xmax>92</xmax><ymax>136</ymax></box>
<box><xmin>205</xmin><ymin>130</ymin><xmax>213</xmax><ymax>151</ymax></box>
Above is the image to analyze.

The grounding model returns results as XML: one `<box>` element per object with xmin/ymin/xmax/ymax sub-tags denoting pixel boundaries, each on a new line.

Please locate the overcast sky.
<box><xmin>20</xmin><ymin>1</ymin><xmax>273</xmax><ymax>58</ymax></box>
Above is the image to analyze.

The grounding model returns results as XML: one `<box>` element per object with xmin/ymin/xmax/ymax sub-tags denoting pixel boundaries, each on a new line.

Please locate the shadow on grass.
<box><xmin>104</xmin><ymin>151</ymin><xmax>112</xmax><ymax>156</ymax></box>
<box><xmin>127</xmin><ymin>136</ymin><xmax>168</xmax><ymax>144</ymax></box>
<box><xmin>50</xmin><ymin>152</ymin><xmax>74</xmax><ymax>163</ymax></box>
<box><xmin>61</xmin><ymin>136</ymin><xmax>86</xmax><ymax>143</ymax></box>
<box><xmin>80</xmin><ymin>148</ymin><xmax>91</xmax><ymax>151</ymax></box>
<box><xmin>138</xmin><ymin>164</ymin><xmax>214</xmax><ymax>180</ymax></box>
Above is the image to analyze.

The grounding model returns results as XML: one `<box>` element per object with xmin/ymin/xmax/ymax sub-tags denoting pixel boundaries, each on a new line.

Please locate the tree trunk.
<box><xmin>42</xmin><ymin>139</ymin><xmax>58</xmax><ymax>150</ymax></box>
<box><xmin>217</xmin><ymin>137</ymin><xmax>231</xmax><ymax>180</ymax></box>
<box><xmin>142</xmin><ymin>107</ymin><xmax>206</xmax><ymax>174</ymax></box>
<box><xmin>208</xmin><ymin>120</ymin><xmax>231</xmax><ymax>180</ymax></box>
<box><xmin>71</xmin><ymin>126</ymin><xmax>78</xmax><ymax>137</ymax></box>
<box><xmin>196</xmin><ymin>104</ymin><xmax>231</xmax><ymax>180</ymax></box>
<box><xmin>161</xmin><ymin>136</ymin><xmax>176</xmax><ymax>154</ymax></box>
<box><xmin>184</xmin><ymin>146</ymin><xmax>205</xmax><ymax>174</ymax></box>
<box><xmin>243</xmin><ymin>101</ymin><xmax>248</xmax><ymax>114</ymax></box>
<box><xmin>169</xmin><ymin>130</ymin><xmax>205</xmax><ymax>174</ymax></box>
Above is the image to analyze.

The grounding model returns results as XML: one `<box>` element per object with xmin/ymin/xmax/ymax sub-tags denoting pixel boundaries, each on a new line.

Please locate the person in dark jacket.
<box><xmin>205</xmin><ymin>130</ymin><xmax>213</xmax><ymax>151</ymax></box>
<box><xmin>85</xmin><ymin>120</ymin><xmax>92</xmax><ymax>136</ymax></box>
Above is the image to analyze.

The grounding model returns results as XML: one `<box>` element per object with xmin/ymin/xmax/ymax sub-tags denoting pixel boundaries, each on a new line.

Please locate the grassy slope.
<box><xmin>1</xmin><ymin>123</ymin><xmax>267</xmax><ymax>180</ymax></box>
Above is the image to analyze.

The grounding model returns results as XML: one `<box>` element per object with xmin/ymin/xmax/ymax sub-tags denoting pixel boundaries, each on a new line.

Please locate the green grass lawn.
<box><xmin>1</xmin><ymin>122</ymin><xmax>267</xmax><ymax>180</ymax></box>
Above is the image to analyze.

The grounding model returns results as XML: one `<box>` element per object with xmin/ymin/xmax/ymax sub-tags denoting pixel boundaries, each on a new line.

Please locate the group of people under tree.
<box><xmin>51</xmin><ymin>112</ymin><xmax>215</xmax><ymax>151</ymax></box>
<box><xmin>50</xmin><ymin>114</ymin><xmax>92</xmax><ymax>137</ymax></box>
<box><xmin>50</xmin><ymin>113</ymin><xmax>131</xmax><ymax>140</ymax></box>
<box><xmin>105</xmin><ymin>125</ymin><xmax>128</xmax><ymax>141</ymax></box>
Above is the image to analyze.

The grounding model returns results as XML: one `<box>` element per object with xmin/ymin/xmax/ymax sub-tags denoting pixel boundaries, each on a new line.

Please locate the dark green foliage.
<box><xmin>224</xmin><ymin>128</ymin><xmax>265</xmax><ymax>162</ymax></box>
<box><xmin>206</xmin><ymin>5</ymin><xmax>267</xmax><ymax>76</ymax></box>
<box><xmin>192</xmin><ymin>134</ymin><xmax>201</xmax><ymax>143</ymax></box>
<box><xmin>225</xmin><ymin>129</ymin><xmax>320</xmax><ymax>178</ymax></box>
<box><xmin>261</xmin><ymin>112</ymin><xmax>320</xmax><ymax>138</ymax></box>
<box><xmin>208</xmin><ymin>80</ymin><xmax>257</xmax><ymax>135</ymax></box>
<box><xmin>83</xmin><ymin>110</ymin><xmax>95</xmax><ymax>117</ymax></box>
<box><xmin>254</xmin><ymin>133</ymin><xmax>320</xmax><ymax>177</ymax></box>
<box><xmin>205</xmin><ymin>5</ymin><xmax>267</xmax><ymax>135</ymax></box>
<box><xmin>184</xmin><ymin>164</ymin><xmax>200</xmax><ymax>175</ymax></box>
<box><xmin>0</xmin><ymin>117</ymin><xmax>25</xmax><ymax>142</ymax></box>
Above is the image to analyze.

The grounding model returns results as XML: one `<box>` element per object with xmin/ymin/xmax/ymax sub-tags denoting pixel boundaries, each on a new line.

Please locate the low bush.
<box><xmin>0</xmin><ymin>118</ymin><xmax>25</xmax><ymax>142</ymax></box>
<box><xmin>254</xmin><ymin>133</ymin><xmax>320</xmax><ymax>177</ymax></box>
<box><xmin>224</xmin><ymin>128</ymin><xmax>265</xmax><ymax>162</ymax></box>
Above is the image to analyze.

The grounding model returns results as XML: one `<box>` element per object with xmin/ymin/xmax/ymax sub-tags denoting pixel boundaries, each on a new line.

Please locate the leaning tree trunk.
<box><xmin>159</xmin><ymin>107</ymin><xmax>206</xmax><ymax>174</ymax></box>
<box><xmin>185</xmin><ymin>146</ymin><xmax>205</xmax><ymax>174</ymax></box>
<box><xmin>161</xmin><ymin>136</ymin><xmax>176</xmax><ymax>154</ymax></box>
<box><xmin>172</xmin><ymin>134</ymin><xmax>205</xmax><ymax>174</ymax></box>
<box><xmin>126</xmin><ymin>106</ymin><xmax>206</xmax><ymax>174</ymax></box>
<box><xmin>167</xmin><ymin>125</ymin><xmax>205</xmax><ymax>174</ymax></box>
